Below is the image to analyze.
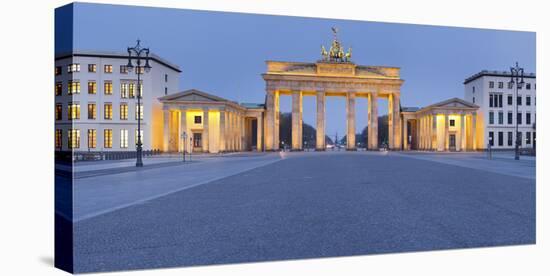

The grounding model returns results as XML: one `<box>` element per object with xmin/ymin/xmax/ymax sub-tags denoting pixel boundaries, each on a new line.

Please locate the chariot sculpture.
<box><xmin>321</xmin><ymin>27</ymin><xmax>352</xmax><ymax>62</ymax></box>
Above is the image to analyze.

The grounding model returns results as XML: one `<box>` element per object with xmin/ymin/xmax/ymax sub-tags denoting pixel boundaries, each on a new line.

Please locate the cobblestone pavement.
<box><xmin>72</xmin><ymin>151</ymin><xmax>535</xmax><ymax>273</ymax></box>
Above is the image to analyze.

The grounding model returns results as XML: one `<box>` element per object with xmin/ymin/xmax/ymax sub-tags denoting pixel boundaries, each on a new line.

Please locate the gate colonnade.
<box><xmin>401</xmin><ymin>98</ymin><xmax>479</xmax><ymax>151</ymax></box>
<box><xmin>263</xmin><ymin>60</ymin><xmax>404</xmax><ymax>151</ymax></box>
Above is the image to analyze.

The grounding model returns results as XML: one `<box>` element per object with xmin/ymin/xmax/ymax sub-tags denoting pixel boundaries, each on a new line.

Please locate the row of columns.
<box><xmin>163</xmin><ymin>108</ymin><xmax>260</xmax><ymax>153</ymax></box>
<box><xmin>412</xmin><ymin>112</ymin><xmax>477</xmax><ymax>151</ymax></box>
<box><xmin>265</xmin><ymin>89</ymin><xmax>401</xmax><ymax>151</ymax></box>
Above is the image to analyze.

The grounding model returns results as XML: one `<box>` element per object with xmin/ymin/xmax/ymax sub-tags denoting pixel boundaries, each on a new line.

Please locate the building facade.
<box><xmin>464</xmin><ymin>70</ymin><xmax>536</xmax><ymax>150</ymax></box>
<box><xmin>55</xmin><ymin>51</ymin><xmax>181</xmax><ymax>154</ymax></box>
<box><xmin>401</xmin><ymin>98</ymin><xmax>479</xmax><ymax>151</ymax></box>
<box><xmin>158</xmin><ymin>89</ymin><xmax>265</xmax><ymax>153</ymax></box>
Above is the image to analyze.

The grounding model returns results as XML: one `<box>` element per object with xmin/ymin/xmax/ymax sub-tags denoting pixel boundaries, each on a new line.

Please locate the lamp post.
<box><xmin>510</xmin><ymin>62</ymin><xmax>524</xmax><ymax>161</ymax></box>
<box><xmin>127</xmin><ymin>39</ymin><xmax>152</xmax><ymax>167</ymax></box>
<box><xmin>189</xmin><ymin>137</ymin><xmax>193</xmax><ymax>162</ymax></box>
<box><xmin>181</xmin><ymin>132</ymin><xmax>187</xmax><ymax>162</ymax></box>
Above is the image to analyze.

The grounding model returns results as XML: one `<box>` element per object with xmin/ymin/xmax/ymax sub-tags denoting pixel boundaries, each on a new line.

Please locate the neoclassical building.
<box><xmin>401</xmin><ymin>98</ymin><xmax>479</xmax><ymax>151</ymax></box>
<box><xmin>159</xmin><ymin>30</ymin><xmax>481</xmax><ymax>153</ymax></box>
<box><xmin>159</xmin><ymin>89</ymin><xmax>264</xmax><ymax>153</ymax></box>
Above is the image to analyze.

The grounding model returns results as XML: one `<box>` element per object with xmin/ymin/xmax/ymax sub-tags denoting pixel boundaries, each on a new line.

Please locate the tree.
<box><xmin>278</xmin><ymin>112</ymin><xmax>318</xmax><ymax>148</ymax></box>
<box><xmin>278</xmin><ymin>112</ymin><xmax>389</xmax><ymax>148</ymax></box>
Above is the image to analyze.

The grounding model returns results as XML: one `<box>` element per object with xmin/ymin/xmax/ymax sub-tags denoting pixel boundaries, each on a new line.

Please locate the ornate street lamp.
<box><xmin>127</xmin><ymin>39</ymin><xmax>152</xmax><ymax>167</ymax></box>
<box><xmin>510</xmin><ymin>62</ymin><xmax>524</xmax><ymax>161</ymax></box>
<box><xmin>181</xmin><ymin>132</ymin><xmax>187</xmax><ymax>162</ymax></box>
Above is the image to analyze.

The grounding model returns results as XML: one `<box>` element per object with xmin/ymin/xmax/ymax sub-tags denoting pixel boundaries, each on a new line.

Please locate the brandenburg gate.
<box><xmin>262</xmin><ymin>30</ymin><xmax>403</xmax><ymax>151</ymax></box>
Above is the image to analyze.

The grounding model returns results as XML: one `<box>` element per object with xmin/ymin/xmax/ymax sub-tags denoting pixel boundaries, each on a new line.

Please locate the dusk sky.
<box><xmin>58</xmin><ymin>3</ymin><xmax>536</xmax><ymax>137</ymax></box>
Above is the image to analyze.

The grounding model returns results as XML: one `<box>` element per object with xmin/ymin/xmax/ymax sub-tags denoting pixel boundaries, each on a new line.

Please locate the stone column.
<box><xmin>368</xmin><ymin>93</ymin><xmax>379</xmax><ymax>150</ymax></box>
<box><xmin>225</xmin><ymin>111</ymin><xmax>231</xmax><ymax>151</ymax></box>
<box><xmin>265</xmin><ymin>89</ymin><xmax>280</xmax><ymax>151</ymax></box>
<box><xmin>180</xmin><ymin>109</ymin><xmax>187</xmax><ymax>153</ymax></box>
<box><xmin>239</xmin><ymin>114</ymin><xmax>246</xmax><ymax>151</ymax></box>
<box><xmin>203</xmin><ymin>109</ymin><xmax>209</xmax><ymax>152</ymax></box>
<box><xmin>417</xmin><ymin>117</ymin><xmax>421</xmax><ymax>150</ymax></box>
<box><xmin>472</xmin><ymin>113</ymin><xmax>477</xmax><ymax>150</ymax></box>
<box><xmin>393</xmin><ymin>93</ymin><xmax>402</xmax><ymax>150</ymax></box>
<box><xmin>219</xmin><ymin>110</ymin><xmax>226</xmax><ymax>152</ymax></box>
<box><xmin>256</xmin><ymin>115</ymin><xmax>263</xmax><ymax>151</ymax></box>
<box><xmin>234</xmin><ymin>112</ymin><xmax>238</xmax><ymax>150</ymax></box>
<box><xmin>291</xmin><ymin>90</ymin><xmax>303</xmax><ymax>150</ymax></box>
<box><xmin>235</xmin><ymin>113</ymin><xmax>240</xmax><ymax>151</ymax></box>
<box><xmin>316</xmin><ymin>91</ymin><xmax>326</xmax><ymax>150</ymax></box>
<box><xmin>424</xmin><ymin>115</ymin><xmax>428</xmax><ymax>150</ymax></box>
<box><xmin>432</xmin><ymin>114</ymin><xmax>437</xmax><ymax>151</ymax></box>
<box><xmin>163</xmin><ymin>108</ymin><xmax>170</xmax><ymax>152</ymax></box>
<box><xmin>346</xmin><ymin>92</ymin><xmax>356</xmax><ymax>150</ymax></box>
<box><xmin>444</xmin><ymin>113</ymin><xmax>449</xmax><ymax>151</ymax></box>
<box><xmin>388</xmin><ymin>94</ymin><xmax>394</xmax><ymax>149</ymax></box>
<box><xmin>403</xmin><ymin>117</ymin><xmax>408</xmax><ymax>150</ymax></box>
<box><xmin>460</xmin><ymin>113</ymin><xmax>466</xmax><ymax>151</ymax></box>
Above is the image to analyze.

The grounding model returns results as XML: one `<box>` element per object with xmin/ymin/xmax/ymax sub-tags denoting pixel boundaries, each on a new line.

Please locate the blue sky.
<box><xmin>58</xmin><ymin>3</ymin><xmax>536</xmax><ymax>136</ymax></box>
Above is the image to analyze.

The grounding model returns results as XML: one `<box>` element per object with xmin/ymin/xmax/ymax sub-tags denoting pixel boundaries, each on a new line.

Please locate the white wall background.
<box><xmin>0</xmin><ymin>0</ymin><xmax>547</xmax><ymax>275</ymax></box>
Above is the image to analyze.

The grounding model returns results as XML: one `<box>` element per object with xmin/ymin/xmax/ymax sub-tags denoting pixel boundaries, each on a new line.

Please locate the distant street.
<box><xmin>72</xmin><ymin>151</ymin><xmax>535</xmax><ymax>273</ymax></box>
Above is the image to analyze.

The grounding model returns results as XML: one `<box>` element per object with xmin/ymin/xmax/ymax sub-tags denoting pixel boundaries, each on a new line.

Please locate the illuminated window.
<box><xmin>55</xmin><ymin>104</ymin><xmax>62</xmax><ymax>120</ymax></box>
<box><xmin>55</xmin><ymin>82</ymin><xmax>62</xmax><ymax>96</ymax></box>
<box><xmin>129</xmin><ymin>81</ymin><xmax>143</xmax><ymax>97</ymax></box>
<box><xmin>136</xmin><ymin>66</ymin><xmax>145</xmax><ymax>74</ymax></box>
<box><xmin>120</xmin><ymin>129</ymin><xmax>129</xmax><ymax>148</ymax></box>
<box><xmin>68</xmin><ymin>103</ymin><xmax>80</xmax><ymax>120</ymax></box>
<box><xmin>68</xmin><ymin>81</ymin><xmax>80</xmax><ymax>94</ymax></box>
<box><xmin>88</xmin><ymin>129</ymin><xmax>96</xmax><ymax>148</ymax></box>
<box><xmin>88</xmin><ymin>64</ymin><xmax>96</xmax><ymax>72</ymax></box>
<box><xmin>88</xmin><ymin>81</ymin><xmax>96</xmax><ymax>94</ymax></box>
<box><xmin>104</xmin><ymin>64</ymin><xmax>113</xmax><ymax>73</ymax></box>
<box><xmin>120</xmin><ymin>65</ymin><xmax>128</xmax><ymax>74</ymax></box>
<box><xmin>87</xmin><ymin>103</ymin><xmax>96</xmax><ymax>120</ymax></box>
<box><xmin>55</xmin><ymin>66</ymin><xmax>62</xmax><ymax>76</ymax></box>
<box><xmin>135</xmin><ymin>129</ymin><xmax>144</xmax><ymax>146</ymax></box>
<box><xmin>135</xmin><ymin>104</ymin><xmax>143</xmax><ymax>120</ymax></box>
<box><xmin>55</xmin><ymin>129</ymin><xmax>62</xmax><ymax>149</ymax></box>
<box><xmin>104</xmin><ymin>129</ymin><xmax>113</xmax><ymax>148</ymax></box>
<box><xmin>68</xmin><ymin>129</ymin><xmax>80</xmax><ymax>149</ymax></box>
<box><xmin>129</xmin><ymin>82</ymin><xmax>135</xmax><ymax>98</ymax></box>
<box><xmin>104</xmin><ymin>81</ymin><xmax>113</xmax><ymax>95</ymax></box>
<box><xmin>120</xmin><ymin>103</ymin><xmax>128</xmax><ymax>120</ymax></box>
<box><xmin>67</xmin><ymin>63</ymin><xmax>80</xmax><ymax>73</ymax></box>
<box><xmin>104</xmin><ymin>103</ymin><xmax>113</xmax><ymax>120</ymax></box>
<box><xmin>121</xmin><ymin>83</ymin><xmax>129</xmax><ymax>98</ymax></box>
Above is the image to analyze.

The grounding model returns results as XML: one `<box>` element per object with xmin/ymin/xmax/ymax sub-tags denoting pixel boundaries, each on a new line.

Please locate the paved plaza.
<box><xmin>67</xmin><ymin>151</ymin><xmax>535</xmax><ymax>273</ymax></box>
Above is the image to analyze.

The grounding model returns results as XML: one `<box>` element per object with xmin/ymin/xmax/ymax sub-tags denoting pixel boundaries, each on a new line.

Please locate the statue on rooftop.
<box><xmin>320</xmin><ymin>27</ymin><xmax>352</xmax><ymax>63</ymax></box>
